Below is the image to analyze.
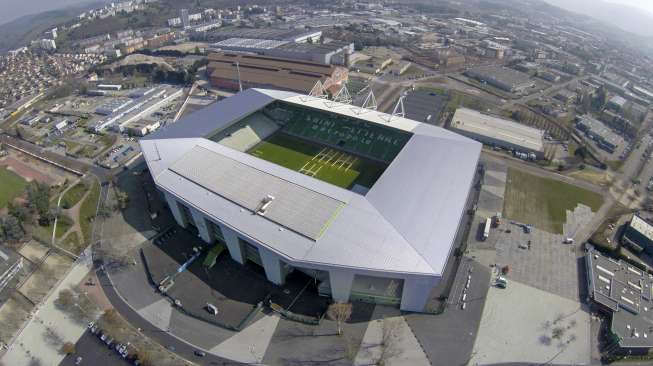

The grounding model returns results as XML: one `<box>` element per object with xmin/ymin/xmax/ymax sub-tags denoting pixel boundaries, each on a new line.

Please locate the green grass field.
<box><xmin>503</xmin><ymin>168</ymin><xmax>604</xmax><ymax>234</ymax></box>
<box><xmin>248</xmin><ymin>133</ymin><xmax>387</xmax><ymax>190</ymax></box>
<box><xmin>61</xmin><ymin>183</ymin><xmax>88</xmax><ymax>209</ymax></box>
<box><xmin>0</xmin><ymin>166</ymin><xmax>28</xmax><ymax>208</ymax></box>
<box><xmin>79</xmin><ymin>180</ymin><xmax>101</xmax><ymax>245</ymax></box>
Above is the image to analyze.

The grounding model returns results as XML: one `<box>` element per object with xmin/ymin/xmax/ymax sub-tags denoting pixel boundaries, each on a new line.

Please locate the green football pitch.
<box><xmin>248</xmin><ymin>133</ymin><xmax>387</xmax><ymax>190</ymax></box>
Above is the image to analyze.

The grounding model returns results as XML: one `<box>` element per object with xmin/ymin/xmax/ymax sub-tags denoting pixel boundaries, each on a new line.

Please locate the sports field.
<box><xmin>248</xmin><ymin>133</ymin><xmax>387</xmax><ymax>190</ymax></box>
<box><xmin>0</xmin><ymin>166</ymin><xmax>28</xmax><ymax>208</ymax></box>
<box><xmin>503</xmin><ymin>168</ymin><xmax>604</xmax><ymax>234</ymax></box>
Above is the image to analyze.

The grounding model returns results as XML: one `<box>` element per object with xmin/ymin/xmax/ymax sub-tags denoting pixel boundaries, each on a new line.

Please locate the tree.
<box><xmin>115</xmin><ymin>190</ymin><xmax>129</xmax><ymax>210</ymax></box>
<box><xmin>327</xmin><ymin>303</ymin><xmax>353</xmax><ymax>336</ymax></box>
<box><xmin>26</xmin><ymin>182</ymin><xmax>51</xmax><ymax>220</ymax></box>
<box><xmin>378</xmin><ymin>317</ymin><xmax>402</xmax><ymax>365</ymax></box>
<box><xmin>135</xmin><ymin>348</ymin><xmax>154</xmax><ymax>366</ymax></box>
<box><xmin>55</xmin><ymin>289</ymin><xmax>75</xmax><ymax>309</ymax></box>
<box><xmin>8</xmin><ymin>203</ymin><xmax>30</xmax><ymax>224</ymax></box>
<box><xmin>1</xmin><ymin>215</ymin><xmax>24</xmax><ymax>241</ymax></box>
<box><xmin>580</xmin><ymin>90</ymin><xmax>591</xmax><ymax>114</ymax></box>
<box><xmin>574</xmin><ymin>146</ymin><xmax>587</xmax><ymax>159</ymax></box>
<box><xmin>593</xmin><ymin>86</ymin><xmax>607</xmax><ymax>111</ymax></box>
<box><xmin>61</xmin><ymin>342</ymin><xmax>76</xmax><ymax>355</ymax></box>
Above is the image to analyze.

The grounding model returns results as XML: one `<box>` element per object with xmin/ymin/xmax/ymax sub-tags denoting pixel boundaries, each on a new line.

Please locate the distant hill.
<box><xmin>543</xmin><ymin>0</ymin><xmax>653</xmax><ymax>37</ymax></box>
<box><xmin>0</xmin><ymin>1</ymin><xmax>105</xmax><ymax>53</ymax></box>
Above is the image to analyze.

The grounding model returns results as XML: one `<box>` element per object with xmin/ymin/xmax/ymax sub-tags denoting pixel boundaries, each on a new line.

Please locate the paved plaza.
<box><xmin>471</xmin><ymin>279</ymin><xmax>591</xmax><ymax>365</ymax></box>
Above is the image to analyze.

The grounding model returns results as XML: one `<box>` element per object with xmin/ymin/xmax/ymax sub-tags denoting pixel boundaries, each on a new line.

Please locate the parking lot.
<box><xmin>141</xmin><ymin>227</ymin><xmax>329</xmax><ymax>329</ymax></box>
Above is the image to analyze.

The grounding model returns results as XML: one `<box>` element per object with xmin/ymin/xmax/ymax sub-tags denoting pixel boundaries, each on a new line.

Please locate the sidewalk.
<box><xmin>1</xmin><ymin>259</ymin><xmax>92</xmax><ymax>366</ymax></box>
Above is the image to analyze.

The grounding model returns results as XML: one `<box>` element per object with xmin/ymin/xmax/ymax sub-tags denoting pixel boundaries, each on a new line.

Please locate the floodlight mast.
<box><xmin>332</xmin><ymin>84</ymin><xmax>352</xmax><ymax>104</ymax></box>
<box><xmin>392</xmin><ymin>93</ymin><xmax>406</xmax><ymax>119</ymax></box>
<box><xmin>380</xmin><ymin>92</ymin><xmax>406</xmax><ymax>123</ymax></box>
<box><xmin>362</xmin><ymin>89</ymin><xmax>378</xmax><ymax>110</ymax></box>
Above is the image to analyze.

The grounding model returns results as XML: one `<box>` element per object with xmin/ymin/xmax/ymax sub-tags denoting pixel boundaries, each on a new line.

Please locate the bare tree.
<box><xmin>42</xmin><ymin>327</ymin><xmax>63</xmax><ymax>348</ymax></box>
<box><xmin>135</xmin><ymin>348</ymin><xmax>154</xmax><ymax>366</ymax></box>
<box><xmin>378</xmin><ymin>317</ymin><xmax>402</xmax><ymax>365</ymax></box>
<box><xmin>552</xmin><ymin>326</ymin><xmax>565</xmax><ymax>340</ymax></box>
<box><xmin>327</xmin><ymin>303</ymin><xmax>353</xmax><ymax>336</ymax></box>
<box><xmin>55</xmin><ymin>289</ymin><xmax>75</xmax><ymax>309</ymax></box>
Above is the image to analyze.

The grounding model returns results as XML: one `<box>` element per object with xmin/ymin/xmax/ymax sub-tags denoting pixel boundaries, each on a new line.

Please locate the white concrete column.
<box><xmin>221</xmin><ymin>226</ymin><xmax>244</xmax><ymax>264</ymax></box>
<box><xmin>259</xmin><ymin>247</ymin><xmax>286</xmax><ymax>286</ymax></box>
<box><xmin>329</xmin><ymin>270</ymin><xmax>355</xmax><ymax>303</ymax></box>
<box><xmin>164</xmin><ymin>191</ymin><xmax>187</xmax><ymax>228</ymax></box>
<box><xmin>400</xmin><ymin>276</ymin><xmax>439</xmax><ymax>312</ymax></box>
<box><xmin>190</xmin><ymin>208</ymin><xmax>211</xmax><ymax>244</ymax></box>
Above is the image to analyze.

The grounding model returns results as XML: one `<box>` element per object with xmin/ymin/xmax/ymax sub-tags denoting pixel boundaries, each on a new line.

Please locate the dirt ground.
<box><xmin>0</xmin><ymin>293</ymin><xmax>34</xmax><ymax>345</ymax></box>
<box><xmin>0</xmin><ymin>150</ymin><xmax>76</xmax><ymax>186</ymax></box>
<box><xmin>18</xmin><ymin>240</ymin><xmax>49</xmax><ymax>263</ymax></box>
<box><xmin>17</xmin><ymin>252</ymin><xmax>73</xmax><ymax>304</ymax></box>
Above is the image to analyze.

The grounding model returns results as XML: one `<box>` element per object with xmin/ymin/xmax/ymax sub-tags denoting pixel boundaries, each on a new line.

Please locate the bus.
<box><xmin>482</xmin><ymin>218</ymin><xmax>491</xmax><ymax>241</ymax></box>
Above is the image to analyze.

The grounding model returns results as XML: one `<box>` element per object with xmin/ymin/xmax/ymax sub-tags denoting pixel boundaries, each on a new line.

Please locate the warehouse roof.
<box><xmin>450</xmin><ymin>108</ymin><xmax>544</xmax><ymax>153</ymax></box>
<box><xmin>465</xmin><ymin>66</ymin><xmax>534</xmax><ymax>90</ymax></box>
<box><xmin>208</xmin><ymin>52</ymin><xmax>337</xmax><ymax>75</ymax></box>
<box><xmin>211</xmin><ymin>37</ymin><xmax>289</xmax><ymax>50</ymax></box>
<box><xmin>141</xmin><ymin>89</ymin><xmax>481</xmax><ymax>276</ymax></box>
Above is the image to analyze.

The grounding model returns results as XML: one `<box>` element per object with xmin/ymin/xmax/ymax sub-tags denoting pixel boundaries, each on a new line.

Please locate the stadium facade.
<box><xmin>140</xmin><ymin>89</ymin><xmax>481</xmax><ymax>312</ymax></box>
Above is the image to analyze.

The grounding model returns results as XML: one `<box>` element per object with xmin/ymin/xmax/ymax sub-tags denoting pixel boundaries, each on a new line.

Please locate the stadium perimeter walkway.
<box><xmin>1</xmin><ymin>258</ymin><xmax>93</xmax><ymax>366</ymax></box>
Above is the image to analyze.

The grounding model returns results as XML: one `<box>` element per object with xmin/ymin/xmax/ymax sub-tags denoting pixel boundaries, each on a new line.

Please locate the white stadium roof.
<box><xmin>141</xmin><ymin>89</ymin><xmax>481</xmax><ymax>276</ymax></box>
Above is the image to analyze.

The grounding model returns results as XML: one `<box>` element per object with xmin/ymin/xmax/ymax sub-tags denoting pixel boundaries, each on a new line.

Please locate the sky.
<box><xmin>607</xmin><ymin>0</ymin><xmax>653</xmax><ymax>15</ymax></box>
<box><xmin>0</xmin><ymin>0</ymin><xmax>95</xmax><ymax>25</ymax></box>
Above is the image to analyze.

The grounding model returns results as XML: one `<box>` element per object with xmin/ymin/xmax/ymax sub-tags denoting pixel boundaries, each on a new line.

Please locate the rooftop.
<box><xmin>576</xmin><ymin>115</ymin><xmax>625</xmax><ymax>146</ymax></box>
<box><xmin>141</xmin><ymin>89</ymin><xmax>481</xmax><ymax>276</ymax></box>
<box><xmin>211</xmin><ymin>38</ymin><xmax>289</xmax><ymax>50</ymax></box>
<box><xmin>450</xmin><ymin>108</ymin><xmax>545</xmax><ymax>152</ymax></box>
<box><xmin>465</xmin><ymin>66</ymin><xmax>534</xmax><ymax>89</ymax></box>
<box><xmin>629</xmin><ymin>215</ymin><xmax>653</xmax><ymax>242</ymax></box>
<box><xmin>586</xmin><ymin>247</ymin><xmax>653</xmax><ymax>349</ymax></box>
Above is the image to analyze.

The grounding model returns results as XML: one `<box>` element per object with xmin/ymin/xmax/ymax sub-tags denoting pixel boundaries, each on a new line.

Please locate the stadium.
<box><xmin>140</xmin><ymin>89</ymin><xmax>481</xmax><ymax>312</ymax></box>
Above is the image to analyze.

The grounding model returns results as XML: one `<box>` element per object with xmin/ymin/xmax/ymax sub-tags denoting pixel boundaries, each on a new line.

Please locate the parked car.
<box><xmin>194</xmin><ymin>350</ymin><xmax>206</xmax><ymax>357</ymax></box>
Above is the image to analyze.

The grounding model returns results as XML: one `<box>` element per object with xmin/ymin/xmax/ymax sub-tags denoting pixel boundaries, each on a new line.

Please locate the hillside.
<box><xmin>0</xmin><ymin>1</ymin><xmax>105</xmax><ymax>53</ymax></box>
<box><xmin>544</xmin><ymin>0</ymin><xmax>653</xmax><ymax>37</ymax></box>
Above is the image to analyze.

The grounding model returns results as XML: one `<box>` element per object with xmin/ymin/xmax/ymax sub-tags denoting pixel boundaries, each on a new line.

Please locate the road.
<box><xmin>96</xmin><ymin>268</ymin><xmax>240</xmax><ymax>365</ymax></box>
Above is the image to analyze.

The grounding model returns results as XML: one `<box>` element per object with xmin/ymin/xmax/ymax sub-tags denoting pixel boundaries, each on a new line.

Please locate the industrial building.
<box><xmin>464</xmin><ymin>66</ymin><xmax>535</xmax><ymax>93</ymax></box>
<box><xmin>622</xmin><ymin>215</ymin><xmax>653</xmax><ymax>254</ymax></box>
<box><xmin>449</xmin><ymin>108</ymin><xmax>545</xmax><ymax>158</ymax></box>
<box><xmin>140</xmin><ymin>88</ymin><xmax>482</xmax><ymax>312</ymax></box>
<box><xmin>607</xmin><ymin>95</ymin><xmax>628</xmax><ymax>112</ymax></box>
<box><xmin>207</xmin><ymin>52</ymin><xmax>348</xmax><ymax>94</ymax></box>
<box><xmin>575</xmin><ymin>115</ymin><xmax>624</xmax><ymax>154</ymax></box>
<box><xmin>95</xmin><ymin>98</ymin><xmax>133</xmax><ymax>115</ymax></box>
<box><xmin>124</xmin><ymin>119</ymin><xmax>161</xmax><ymax>136</ymax></box>
<box><xmin>585</xmin><ymin>246</ymin><xmax>653</xmax><ymax>353</ymax></box>
<box><xmin>93</xmin><ymin>85</ymin><xmax>182</xmax><ymax>132</ymax></box>
<box><xmin>209</xmin><ymin>38</ymin><xmax>354</xmax><ymax>66</ymax></box>
<box><xmin>201</xmin><ymin>28</ymin><xmax>322</xmax><ymax>44</ymax></box>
